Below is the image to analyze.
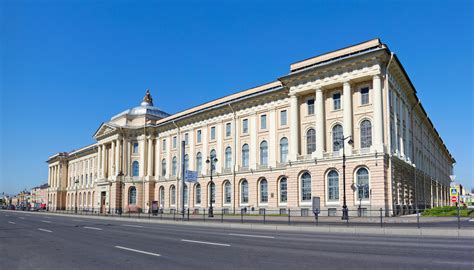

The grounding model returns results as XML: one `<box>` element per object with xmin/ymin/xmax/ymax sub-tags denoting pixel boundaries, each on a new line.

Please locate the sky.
<box><xmin>1</xmin><ymin>0</ymin><xmax>473</xmax><ymax>194</ymax></box>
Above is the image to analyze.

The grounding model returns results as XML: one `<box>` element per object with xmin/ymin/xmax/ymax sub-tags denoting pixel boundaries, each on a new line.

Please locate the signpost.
<box><xmin>185</xmin><ymin>170</ymin><xmax>198</xmax><ymax>183</ymax></box>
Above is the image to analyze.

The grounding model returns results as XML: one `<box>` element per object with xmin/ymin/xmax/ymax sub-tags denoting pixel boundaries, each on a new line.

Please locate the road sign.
<box><xmin>185</xmin><ymin>170</ymin><xmax>198</xmax><ymax>182</ymax></box>
<box><xmin>450</xmin><ymin>188</ymin><xmax>458</xmax><ymax>196</ymax></box>
<box><xmin>451</xmin><ymin>196</ymin><xmax>458</xmax><ymax>203</ymax></box>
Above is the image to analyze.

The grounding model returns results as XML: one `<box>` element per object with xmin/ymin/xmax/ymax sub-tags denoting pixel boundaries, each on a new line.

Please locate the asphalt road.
<box><xmin>1</xmin><ymin>211</ymin><xmax>473</xmax><ymax>270</ymax></box>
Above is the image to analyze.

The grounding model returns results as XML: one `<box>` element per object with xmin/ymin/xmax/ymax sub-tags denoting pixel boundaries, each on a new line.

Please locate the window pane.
<box><xmin>172</xmin><ymin>157</ymin><xmax>177</xmax><ymax>176</ymax></box>
<box><xmin>360</xmin><ymin>120</ymin><xmax>372</xmax><ymax>148</ymax></box>
<box><xmin>280</xmin><ymin>110</ymin><xmax>287</xmax><ymax>126</ymax></box>
<box><xmin>307</xmin><ymin>99</ymin><xmax>315</xmax><ymax>115</ymax></box>
<box><xmin>361</xmin><ymin>87</ymin><xmax>369</xmax><ymax>105</ymax></box>
<box><xmin>306</xmin><ymin>129</ymin><xmax>316</xmax><ymax>154</ymax></box>
<box><xmin>133</xmin><ymin>143</ymin><xmax>139</xmax><ymax>153</ymax></box>
<box><xmin>184</xmin><ymin>155</ymin><xmax>189</xmax><ymax>170</ymax></box>
<box><xmin>225</xmin><ymin>147</ymin><xmax>232</xmax><ymax>169</ymax></box>
<box><xmin>197</xmin><ymin>130</ymin><xmax>202</xmax><ymax>143</ymax></box>
<box><xmin>261</xmin><ymin>114</ymin><xmax>267</xmax><ymax>129</ymax></box>
<box><xmin>171</xmin><ymin>186</ymin><xmax>176</xmax><ymax>205</ymax></box>
<box><xmin>328</xmin><ymin>170</ymin><xmax>339</xmax><ymax>201</ymax></box>
<box><xmin>241</xmin><ymin>180</ymin><xmax>248</xmax><ymax>203</ymax></box>
<box><xmin>280</xmin><ymin>137</ymin><xmax>288</xmax><ymax>163</ymax></box>
<box><xmin>242</xmin><ymin>119</ymin><xmax>248</xmax><ymax>134</ymax></box>
<box><xmin>333</xmin><ymin>93</ymin><xmax>341</xmax><ymax>110</ymax></box>
<box><xmin>332</xmin><ymin>125</ymin><xmax>343</xmax><ymax>151</ymax></box>
<box><xmin>210</xmin><ymin>183</ymin><xmax>215</xmax><ymax>203</ymax></box>
<box><xmin>173</xmin><ymin>137</ymin><xmax>177</xmax><ymax>148</ymax></box>
<box><xmin>196</xmin><ymin>153</ymin><xmax>202</xmax><ymax>173</ymax></box>
<box><xmin>260</xmin><ymin>141</ymin><xmax>268</xmax><ymax>165</ymax></box>
<box><xmin>260</xmin><ymin>179</ymin><xmax>268</xmax><ymax>203</ymax></box>
<box><xmin>161</xmin><ymin>159</ymin><xmax>166</xmax><ymax>176</ymax></box>
<box><xmin>210</xmin><ymin>127</ymin><xmax>216</xmax><ymax>140</ymax></box>
<box><xmin>132</xmin><ymin>161</ymin><xmax>139</xmax><ymax>177</ymax></box>
<box><xmin>280</xmin><ymin>178</ymin><xmax>287</xmax><ymax>203</ymax></box>
<box><xmin>301</xmin><ymin>172</ymin><xmax>312</xmax><ymax>201</ymax></box>
<box><xmin>185</xmin><ymin>133</ymin><xmax>189</xmax><ymax>145</ymax></box>
<box><xmin>195</xmin><ymin>184</ymin><xmax>201</xmax><ymax>204</ymax></box>
<box><xmin>224</xmin><ymin>182</ymin><xmax>231</xmax><ymax>204</ymax></box>
<box><xmin>226</xmin><ymin>123</ymin><xmax>231</xmax><ymax>137</ymax></box>
<box><xmin>242</xmin><ymin>144</ymin><xmax>249</xmax><ymax>168</ymax></box>
<box><xmin>357</xmin><ymin>168</ymin><xmax>370</xmax><ymax>199</ymax></box>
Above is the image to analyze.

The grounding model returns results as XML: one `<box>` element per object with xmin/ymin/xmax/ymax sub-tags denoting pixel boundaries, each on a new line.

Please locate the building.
<box><xmin>47</xmin><ymin>39</ymin><xmax>455</xmax><ymax>216</ymax></box>
<box><xmin>31</xmin><ymin>183</ymin><xmax>48</xmax><ymax>209</ymax></box>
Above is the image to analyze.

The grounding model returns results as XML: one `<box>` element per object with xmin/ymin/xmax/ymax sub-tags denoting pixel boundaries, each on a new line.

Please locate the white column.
<box><xmin>343</xmin><ymin>81</ymin><xmax>353</xmax><ymax>155</ymax></box>
<box><xmin>139</xmin><ymin>137</ymin><xmax>146</xmax><ymax>177</ymax></box>
<box><xmin>373</xmin><ymin>74</ymin><xmax>384</xmax><ymax>152</ymax></box>
<box><xmin>155</xmin><ymin>137</ymin><xmax>160</xmax><ymax>177</ymax></box>
<box><xmin>189</xmin><ymin>129</ymin><xmax>195</xmax><ymax>170</ymax></box>
<box><xmin>125</xmin><ymin>140</ymin><xmax>131</xmax><ymax>176</ymax></box>
<box><xmin>216</xmin><ymin>123</ymin><xmax>223</xmax><ymax>173</ymax></box>
<box><xmin>269</xmin><ymin>109</ymin><xmax>277</xmax><ymax>167</ymax></box>
<box><xmin>399</xmin><ymin>103</ymin><xmax>406</xmax><ymax>157</ymax></box>
<box><xmin>249</xmin><ymin>113</ymin><xmax>257</xmax><ymax>169</ymax></box>
<box><xmin>289</xmin><ymin>94</ymin><xmax>299</xmax><ymax>161</ymax></box>
<box><xmin>147</xmin><ymin>138</ymin><xmax>153</xmax><ymax>177</ymax></box>
<box><xmin>315</xmin><ymin>88</ymin><xmax>325</xmax><ymax>159</ymax></box>
<box><xmin>114</xmin><ymin>140</ymin><xmax>119</xmax><ymax>176</ymax></box>
<box><xmin>201</xmin><ymin>128</ymin><xmax>208</xmax><ymax>175</ymax></box>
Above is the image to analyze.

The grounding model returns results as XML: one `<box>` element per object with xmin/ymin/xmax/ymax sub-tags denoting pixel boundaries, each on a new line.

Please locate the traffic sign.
<box><xmin>185</xmin><ymin>170</ymin><xmax>198</xmax><ymax>182</ymax></box>
<box><xmin>450</xmin><ymin>188</ymin><xmax>458</xmax><ymax>196</ymax></box>
<box><xmin>451</xmin><ymin>196</ymin><xmax>457</xmax><ymax>203</ymax></box>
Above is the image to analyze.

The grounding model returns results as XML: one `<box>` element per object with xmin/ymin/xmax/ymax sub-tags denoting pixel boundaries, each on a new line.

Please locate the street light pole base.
<box><xmin>341</xmin><ymin>207</ymin><xmax>349</xmax><ymax>220</ymax></box>
<box><xmin>208</xmin><ymin>207</ymin><xmax>214</xmax><ymax>218</ymax></box>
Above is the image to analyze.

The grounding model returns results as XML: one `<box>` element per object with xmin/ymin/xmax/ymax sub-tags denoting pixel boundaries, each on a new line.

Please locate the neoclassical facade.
<box><xmin>47</xmin><ymin>39</ymin><xmax>455</xmax><ymax>216</ymax></box>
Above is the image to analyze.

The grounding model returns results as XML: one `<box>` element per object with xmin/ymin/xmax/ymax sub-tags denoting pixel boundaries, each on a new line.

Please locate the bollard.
<box><xmin>187</xmin><ymin>208</ymin><xmax>190</xmax><ymax>221</ymax></box>
<box><xmin>288</xmin><ymin>209</ymin><xmax>291</xmax><ymax>225</ymax></box>
<box><xmin>263</xmin><ymin>209</ymin><xmax>266</xmax><ymax>224</ymax></box>
<box><xmin>173</xmin><ymin>210</ymin><xmax>175</xmax><ymax>220</ymax></box>
<box><xmin>241</xmin><ymin>209</ymin><xmax>243</xmax><ymax>224</ymax></box>
<box><xmin>380</xmin><ymin>208</ymin><xmax>383</xmax><ymax>228</ymax></box>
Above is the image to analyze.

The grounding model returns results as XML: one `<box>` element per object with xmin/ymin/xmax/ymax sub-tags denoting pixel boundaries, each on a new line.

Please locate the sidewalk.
<box><xmin>4</xmin><ymin>210</ymin><xmax>473</xmax><ymax>238</ymax></box>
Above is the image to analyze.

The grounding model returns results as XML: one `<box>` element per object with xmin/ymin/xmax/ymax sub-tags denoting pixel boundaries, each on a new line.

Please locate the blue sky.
<box><xmin>1</xmin><ymin>0</ymin><xmax>472</xmax><ymax>194</ymax></box>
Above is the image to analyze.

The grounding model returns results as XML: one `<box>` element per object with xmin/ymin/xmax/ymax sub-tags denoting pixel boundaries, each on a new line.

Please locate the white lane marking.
<box><xmin>114</xmin><ymin>246</ymin><xmax>161</xmax><ymax>257</ymax></box>
<box><xmin>38</xmin><ymin>228</ymin><xmax>52</xmax><ymax>233</ymax></box>
<box><xmin>84</xmin><ymin>226</ymin><xmax>102</xmax><ymax>231</ymax></box>
<box><xmin>434</xmin><ymin>260</ymin><xmax>473</xmax><ymax>266</ymax></box>
<box><xmin>228</xmin><ymin>233</ymin><xmax>275</xmax><ymax>239</ymax></box>
<box><xmin>72</xmin><ymin>219</ymin><xmax>84</xmax><ymax>222</ymax></box>
<box><xmin>41</xmin><ymin>220</ymin><xmax>51</xmax><ymax>223</ymax></box>
<box><xmin>181</xmin><ymin>239</ymin><xmax>230</xmax><ymax>247</ymax></box>
<box><xmin>44</xmin><ymin>217</ymin><xmax>51</xmax><ymax>219</ymax></box>
<box><xmin>5</xmin><ymin>215</ymin><xmax>10</xmax><ymax>217</ymax></box>
<box><xmin>8</xmin><ymin>221</ymin><xmax>15</xmax><ymax>224</ymax></box>
<box><xmin>469</xmin><ymin>219</ymin><xmax>473</xmax><ymax>222</ymax></box>
<box><xmin>18</xmin><ymin>217</ymin><xmax>25</xmax><ymax>220</ymax></box>
<box><xmin>122</xmin><ymin>224</ymin><xmax>144</xmax><ymax>228</ymax></box>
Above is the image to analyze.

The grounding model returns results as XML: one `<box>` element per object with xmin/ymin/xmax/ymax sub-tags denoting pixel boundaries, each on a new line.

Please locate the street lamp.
<box><xmin>356</xmin><ymin>183</ymin><xmax>369</xmax><ymax>217</ymax></box>
<box><xmin>118</xmin><ymin>171</ymin><xmax>124</xmax><ymax>215</ymax></box>
<box><xmin>336</xmin><ymin>136</ymin><xmax>354</xmax><ymax>220</ymax></box>
<box><xmin>206</xmin><ymin>155</ymin><xmax>218</xmax><ymax>218</ymax></box>
<box><xmin>74</xmin><ymin>179</ymin><xmax>79</xmax><ymax>214</ymax></box>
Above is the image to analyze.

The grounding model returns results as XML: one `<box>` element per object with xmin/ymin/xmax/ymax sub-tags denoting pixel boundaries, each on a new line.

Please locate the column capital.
<box><xmin>373</xmin><ymin>74</ymin><xmax>381</xmax><ymax>80</ymax></box>
<box><xmin>343</xmin><ymin>80</ymin><xmax>351</xmax><ymax>87</ymax></box>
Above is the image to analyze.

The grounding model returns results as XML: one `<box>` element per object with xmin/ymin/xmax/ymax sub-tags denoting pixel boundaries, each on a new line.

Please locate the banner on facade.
<box><xmin>185</xmin><ymin>170</ymin><xmax>198</xmax><ymax>182</ymax></box>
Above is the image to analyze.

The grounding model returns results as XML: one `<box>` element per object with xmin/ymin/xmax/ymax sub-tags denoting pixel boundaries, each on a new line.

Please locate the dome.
<box><xmin>111</xmin><ymin>89</ymin><xmax>170</xmax><ymax>120</ymax></box>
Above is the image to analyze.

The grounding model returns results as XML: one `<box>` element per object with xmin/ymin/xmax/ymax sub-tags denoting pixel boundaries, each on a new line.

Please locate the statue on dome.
<box><xmin>142</xmin><ymin>89</ymin><xmax>154</xmax><ymax>106</ymax></box>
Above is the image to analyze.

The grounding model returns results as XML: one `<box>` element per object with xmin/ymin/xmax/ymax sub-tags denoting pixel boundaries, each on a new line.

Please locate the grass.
<box><xmin>421</xmin><ymin>206</ymin><xmax>472</xmax><ymax>217</ymax></box>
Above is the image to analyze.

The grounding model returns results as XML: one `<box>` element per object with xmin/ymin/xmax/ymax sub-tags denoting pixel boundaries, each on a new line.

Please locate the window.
<box><xmin>301</xmin><ymin>172</ymin><xmax>312</xmax><ymax>202</ymax></box>
<box><xmin>183</xmin><ymin>184</ymin><xmax>188</xmax><ymax>205</ymax></box>
<box><xmin>224</xmin><ymin>181</ymin><xmax>231</xmax><ymax>204</ymax></box>
<box><xmin>241</xmin><ymin>180</ymin><xmax>249</xmax><ymax>204</ymax></box>
<box><xmin>226</xmin><ymin>123</ymin><xmax>231</xmax><ymax>137</ymax></box>
<box><xmin>260</xmin><ymin>114</ymin><xmax>267</xmax><ymax>129</ymax></box>
<box><xmin>242</xmin><ymin>144</ymin><xmax>249</xmax><ymax>168</ymax></box>
<box><xmin>170</xmin><ymin>186</ymin><xmax>176</xmax><ymax>205</ymax></box>
<box><xmin>332</xmin><ymin>124</ymin><xmax>343</xmax><ymax>151</ymax></box>
<box><xmin>242</xmin><ymin>119</ymin><xmax>249</xmax><ymax>134</ymax></box>
<box><xmin>209</xmin><ymin>182</ymin><xmax>215</xmax><ymax>203</ymax></box>
<box><xmin>360</xmin><ymin>120</ymin><xmax>372</xmax><ymax>148</ymax></box>
<box><xmin>161</xmin><ymin>159</ymin><xmax>166</xmax><ymax>177</ymax></box>
<box><xmin>280</xmin><ymin>137</ymin><xmax>288</xmax><ymax>163</ymax></box>
<box><xmin>196</xmin><ymin>152</ymin><xmax>202</xmax><ymax>173</ymax></box>
<box><xmin>197</xmin><ymin>130</ymin><xmax>202</xmax><ymax>143</ymax></box>
<box><xmin>361</xmin><ymin>87</ymin><xmax>369</xmax><ymax>105</ymax></box>
<box><xmin>173</xmin><ymin>136</ymin><xmax>177</xmax><ymax>149</ymax></box>
<box><xmin>90</xmin><ymin>173</ymin><xmax>93</xmax><ymax>183</ymax></box>
<box><xmin>356</xmin><ymin>168</ymin><xmax>370</xmax><ymax>200</ymax></box>
<box><xmin>184</xmin><ymin>154</ymin><xmax>189</xmax><ymax>171</ymax></box>
<box><xmin>184</xmin><ymin>133</ymin><xmax>189</xmax><ymax>145</ymax></box>
<box><xmin>129</xmin><ymin>187</ymin><xmax>137</xmax><ymax>204</ymax></box>
<box><xmin>132</xmin><ymin>161</ymin><xmax>139</xmax><ymax>177</ymax></box>
<box><xmin>260</xmin><ymin>179</ymin><xmax>268</xmax><ymax>203</ymax></box>
<box><xmin>306</xmin><ymin>128</ymin><xmax>316</xmax><ymax>154</ymax></box>
<box><xmin>210</xmin><ymin>149</ymin><xmax>217</xmax><ymax>170</ymax></box>
<box><xmin>172</xmin><ymin>157</ymin><xmax>177</xmax><ymax>176</ymax></box>
<box><xmin>225</xmin><ymin>147</ymin><xmax>232</xmax><ymax>169</ymax></box>
<box><xmin>210</xmin><ymin>127</ymin><xmax>216</xmax><ymax>140</ymax></box>
<box><xmin>307</xmin><ymin>99</ymin><xmax>315</xmax><ymax>115</ymax></box>
<box><xmin>280</xmin><ymin>110</ymin><xmax>287</xmax><ymax>126</ymax></box>
<box><xmin>133</xmin><ymin>142</ymin><xmax>139</xmax><ymax>153</ymax></box>
<box><xmin>260</xmin><ymin>141</ymin><xmax>268</xmax><ymax>166</ymax></box>
<box><xmin>195</xmin><ymin>183</ymin><xmax>201</xmax><ymax>204</ymax></box>
<box><xmin>333</xmin><ymin>93</ymin><xmax>341</xmax><ymax>110</ymax></box>
<box><xmin>327</xmin><ymin>170</ymin><xmax>339</xmax><ymax>201</ymax></box>
<box><xmin>85</xmin><ymin>175</ymin><xmax>88</xmax><ymax>186</ymax></box>
<box><xmin>280</xmin><ymin>177</ymin><xmax>288</xmax><ymax>203</ymax></box>
<box><xmin>162</xmin><ymin>139</ymin><xmax>166</xmax><ymax>151</ymax></box>
<box><xmin>159</xmin><ymin>186</ymin><xmax>165</xmax><ymax>207</ymax></box>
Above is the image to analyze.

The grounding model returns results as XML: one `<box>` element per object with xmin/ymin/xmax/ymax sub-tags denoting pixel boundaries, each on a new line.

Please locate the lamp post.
<box><xmin>74</xmin><ymin>179</ymin><xmax>79</xmax><ymax>214</ymax></box>
<box><xmin>118</xmin><ymin>171</ymin><xmax>124</xmax><ymax>215</ymax></box>
<box><xmin>356</xmin><ymin>183</ymin><xmax>369</xmax><ymax>217</ymax></box>
<box><xmin>338</xmin><ymin>136</ymin><xmax>354</xmax><ymax>220</ymax></box>
<box><xmin>206</xmin><ymin>155</ymin><xmax>218</xmax><ymax>218</ymax></box>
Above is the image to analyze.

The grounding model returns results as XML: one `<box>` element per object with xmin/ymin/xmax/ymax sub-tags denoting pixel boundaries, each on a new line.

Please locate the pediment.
<box><xmin>93</xmin><ymin>123</ymin><xmax>117</xmax><ymax>138</ymax></box>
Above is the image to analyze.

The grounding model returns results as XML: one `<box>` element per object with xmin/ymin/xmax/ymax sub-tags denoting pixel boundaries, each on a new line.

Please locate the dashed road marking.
<box><xmin>72</xmin><ymin>219</ymin><xmax>84</xmax><ymax>222</ymax></box>
<box><xmin>8</xmin><ymin>221</ymin><xmax>15</xmax><ymax>224</ymax></box>
<box><xmin>18</xmin><ymin>217</ymin><xmax>25</xmax><ymax>220</ymax></box>
<box><xmin>41</xmin><ymin>220</ymin><xmax>51</xmax><ymax>223</ymax></box>
<box><xmin>181</xmin><ymin>239</ymin><xmax>230</xmax><ymax>247</ymax></box>
<box><xmin>114</xmin><ymin>246</ymin><xmax>161</xmax><ymax>257</ymax></box>
<box><xmin>228</xmin><ymin>233</ymin><xmax>275</xmax><ymax>239</ymax></box>
<box><xmin>84</xmin><ymin>226</ymin><xmax>102</xmax><ymax>231</ymax></box>
<box><xmin>38</xmin><ymin>228</ymin><xmax>52</xmax><ymax>233</ymax></box>
<box><xmin>122</xmin><ymin>224</ymin><xmax>144</xmax><ymax>228</ymax></box>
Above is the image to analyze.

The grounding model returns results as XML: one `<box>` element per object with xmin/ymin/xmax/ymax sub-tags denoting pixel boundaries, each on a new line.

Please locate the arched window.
<box><xmin>279</xmin><ymin>177</ymin><xmax>288</xmax><ymax>203</ymax></box>
<box><xmin>129</xmin><ymin>187</ymin><xmax>137</xmax><ymax>204</ymax></box>
<box><xmin>327</xmin><ymin>170</ymin><xmax>339</xmax><ymax>201</ymax></box>
<box><xmin>306</xmin><ymin>128</ymin><xmax>316</xmax><ymax>154</ymax></box>
<box><xmin>195</xmin><ymin>183</ymin><xmax>201</xmax><ymax>204</ymax></box>
<box><xmin>85</xmin><ymin>175</ymin><xmax>88</xmax><ymax>186</ymax></box>
<box><xmin>280</xmin><ymin>137</ymin><xmax>288</xmax><ymax>163</ymax></box>
<box><xmin>332</xmin><ymin>124</ymin><xmax>343</xmax><ymax>151</ymax></box>
<box><xmin>159</xmin><ymin>186</ymin><xmax>165</xmax><ymax>207</ymax></box>
<box><xmin>80</xmin><ymin>175</ymin><xmax>83</xmax><ymax>185</ymax></box>
<box><xmin>301</xmin><ymin>172</ymin><xmax>312</xmax><ymax>202</ymax></box>
<box><xmin>172</xmin><ymin>157</ymin><xmax>177</xmax><ymax>176</ymax></box>
<box><xmin>224</xmin><ymin>181</ymin><xmax>231</xmax><ymax>204</ymax></box>
<box><xmin>183</xmin><ymin>184</ymin><xmax>188</xmax><ymax>206</ymax></box>
<box><xmin>260</xmin><ymin>141</ymin><xmax>268</xmax><ymax>166</ymax></box>
<box><xmin>209</xmin><ymin>182</ymin><xmax>215</xmax><ymax>204</ymax></box>
<box><xmin>161</xmin><ymin>159</ymin><xmax>166</xmax><ymax>177</ymax></box>
<box><xmin>78</xmin><ymin>192</ymin><xmax>82</xmax><ymax>206</ymax></box>
<box><xmin>356</xmin><ymin>168</ymin><xmax>370</xmax><ymax>200</ymax></box>
<box><xmin>241</xmin><ymin>180</ymin><xmax>249</xmax><ymax>204</ymax></box>
<box><xmin>132</xmin><ymin>161</ymin><xmax>139</xmax><ymax>177</ymax></box>
<box><xmin>360</xmin><ymin>120</ymin><xmax>372</xmax><ymax>148</ymax></box>
<box><xmin>225</xmin><ymin>147</ymin><xmax>232</xmax><ymax>169</ymax></box>
<box><xmin>196</xmin><ymin>152</ymin><xmax>202</xmax><ymax>173</ymax></box>
<box><xmin>260</xmin><ymin>179</ymin><xmax>268</xmax><ymax>203</ymax></box>
<box><xmin>184</xmin><ymin>154</ymin><xmax>189</xmax><ymax>171</ymax></box>
<box><xmin>170</xmin><ymin>185</ymin><xmax>176</xmax><ymax>205</ymax></box>
<box><xmin>242</xmin><ymin>144</ymin><xmax>249</xmax><ymax>168</ymax></box>
<box><xmin>210</xmin><ymin>149</ymin><xmax>217</xmax><ymax>170</ymax></box>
